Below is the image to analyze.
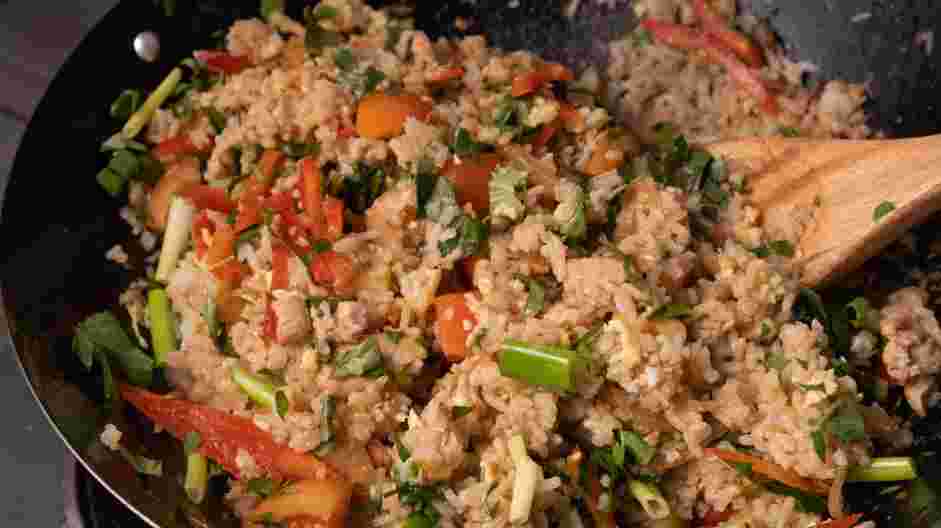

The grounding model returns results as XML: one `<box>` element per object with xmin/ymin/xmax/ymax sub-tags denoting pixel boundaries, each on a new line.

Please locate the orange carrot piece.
<box><xmin>355</xmin><ymin>93</ymin><xmax>432</xmax><ymax>139</ymax></box>
<box><xmin>300</xmin><ymin>157</ymin><xmax>325</xmax><ymax>239</ymax></box>
<box><xmin>432</xmin><ymin>293</ymin><xmax>477</xmax><ymax>361</ymax></box>
<box><xmin>703</xmin><ymin>448</ymin><xmax>829</xmax><ymax>496</ymax></box>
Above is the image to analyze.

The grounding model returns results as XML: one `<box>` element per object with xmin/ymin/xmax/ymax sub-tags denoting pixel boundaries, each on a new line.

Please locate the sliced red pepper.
<box><xmin>309</xmin><ymin>251</ymin><xmax>355</xmax><ymax>291</ymax></box>
<box><xmin>692</xmin><ymin>0</ymin><xmax>764</xmax><ymax>67</ymax></box>
<box><xmin>300</xmin><ymin>157</ymin><xmax>325</xmax><ymax>240</ymax></box>
<box><xmin>206</xmin><ymin>224</ymin><xmax>238</xmax><ymax>280</ymax></box>
<box><xmin>426</xmin><ymin>66</ymin><xmax>465</xmax><ymax>83</ymax></box>
<box><xmin>558</xmin><ymin>101</ymin><xmax>584</xmax><ymax>130</ymax></box>
<box><xmin>531</xmin><ymin>121</ymin><xmax>559</xmax><ymax>151</ymax></box>
<box><xmin>152</xmin><ymin>136</ymin><xmax>203</xmax><ymax>164</ymax></box>
<box><xmin>263</xmin><ymin>300</ymin><xmax>278</xmax><ymax>341</ymax></box>
<box><xmin>699</xmin><ymin>508</ymin><xmax>735</xmax><ymax>527</ymax></box>
<box><xmin>215</xmin><ymin>259</ymin><xmax>248</xmax><ymax>286</ymax></box>
<box><xmin>263</xmin><ymin>192</ymin><xmax>296</xmax><ymax>214</ymax></box>
<box><xmin>119</xmin><ymin>384</ymin><xmax>337</xmax><ymax>482</ymax></box>
<box><xmin>322</xmin><ymin>197</ymin><xmax>344</xmax><ymax>243</ymax></box>
<box><xmin>701</xmin><ymin>34</ymin><xmax>778</xmax><ymax>114</ymax></box>
<box><xmin>337</xmin><ymin>126</ymin><xmax>357</xmax><ymax>139</ymax></box>
<box><xmin>179</xmin><ymin>184</ymin><xmax>236</xmax><ymax>213</ymax></box>
<box><xmin>194</xmin><ymin>50</ymin><xmax>253</xmax><ymax>75</ymax></box>
<box><xmin>510</xmin><ymin>62</ymin><xmax>574</xmax><ymax>97</ymax></box>
<box><xmin>191</xmin><ymin>210</ymin><xmax>214</xmax><ymax>258</ymax></box>
<box><xmin>816</xmin><ymin>514</ymin><xmax>864</xmax><ymax>528</ymax></box>
<box><xmin>271</xmin><ymin>243</ymin><xmax>291</xmax><ymax>291</ymax></box>
<box><xmin>641</xmin><ymin>19</ymin><xmax>709</xmax><ymax>50</ymax></box>
<box><xmin>233</xmin><ymin>181</ymin><xmax>268</xmax><ymax>233</ymax></box>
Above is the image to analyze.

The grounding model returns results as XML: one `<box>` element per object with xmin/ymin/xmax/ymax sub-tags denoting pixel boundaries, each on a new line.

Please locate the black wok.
<box><xmin>1</xmin><ymin>1</ymin><xmax>940</xmax><ymax>526</ymax></box>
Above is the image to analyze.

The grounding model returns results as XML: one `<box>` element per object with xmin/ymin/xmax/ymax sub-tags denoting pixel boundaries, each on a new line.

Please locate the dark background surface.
<box><xmin>0</xmin><ymin>3</ymin><xmax>120</xmax><ymax>526</ymax></box>
<box><xmin>0</xmin><ymin>0</ymin><xmax>938</xmax><ymax>526</ymax></box>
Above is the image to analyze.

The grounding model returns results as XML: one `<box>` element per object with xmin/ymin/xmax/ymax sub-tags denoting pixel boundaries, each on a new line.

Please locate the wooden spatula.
<box><xmin>705</xmin><ymin>135</ymin><xmax>941</xmax><ymax>287</ymax></box>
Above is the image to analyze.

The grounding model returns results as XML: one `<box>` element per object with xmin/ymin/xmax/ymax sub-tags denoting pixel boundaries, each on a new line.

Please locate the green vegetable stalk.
<box><xmin>628</xmin><ymin>479</ymin><xmax>671</xmax><ymax>520</ymax></box>
<box><xmin>184</xmin><ymin>452</ymin><xmax>209</xmax><ymax>504</ymax></box>
<box><xmin>147</xmin><ymin>289</ymin><xmax>177</xmax><ymax>367</ymax></box>
<box><xmin>231</xmin><ymin>365</ymin><xmax>289</xmax><ymax>418</ymax></box>
<box><xmin>122</xmin><ymin>67</ymin><xmax>183</xmax><ymax>139</ymax></box>
<box><xmin>847</xmin><ymin>457</ymin><xmax>918</xmax><ymax>482</ymax></box>
<box><xmin>499</xmin><ymin>340</ymin><xmax>576</xmax><ymax>391</ymax></box>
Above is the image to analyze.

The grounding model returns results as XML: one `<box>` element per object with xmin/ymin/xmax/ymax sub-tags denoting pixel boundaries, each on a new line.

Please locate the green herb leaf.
<box><xmin>313</xmin><ymin>5</ymin><xmax>339</xmax><ymax>18</ymax></box>
<box><xmin>459</xmin><ymin>216</ymin><xmax>488</xmax><ymax>257</ymax></box>
<box><xmin>451</xmin><ymin>128</ymin><xmax>484</xmax><ymax>156</ymax></box>
<box><xmin>846</xmin><ymin>297</ymin><xmax>872</xmax><ymax>329</ymax></box>
<box><xmin>334</xmin><ymin>48</ymin><xmax>355</xmax><ymax>71</ymax></box>
<box><xmin>874</xmin><ymin>201</ymin><xmax>896</xmax><ymax>222</ymax></box>
<box><xmin>207</xmin><ymin>107</ymin><xmax>227</xmax><ymax>134</ymax></box>
<box><xmin>72</xmin><ymin>332</ymin><xmax>97</xmax><ymax>370</ymax></box>
<box><xmin>275</xmin><ymin>390</ymin><xmax>290</xmax><ymax>419</ymax></box>
<box><xmin>779</xmin><ymin>126</ymin><xmax>801</xmax><ymax>137</ymax></box>
<box><xmin>832</xmin><ymin>357</ymin><xmax>850</xmax><ymax>377</ymax></box>
<box><xmin>335</xmin><ymin>336</ymin><xmax>383</xmax><ymax>378</ymax></box>
<box><xmin>827</xmin><ymin>404</ymin><xmax>867</xmax><ymax>443</ymax></box>
<box><xmin>110</xmin><ymin>89</ymin><xmax>142</xmax><ymax>121</ymax></box>
<box><xmin>754</xmin><ymin>239</ymin><xmax>795</xmax><ymax>258</ymax></box>
<box><xmin>304</xmin><ymin>12</ymin><xmax>342</xmax><ymax>57</ymax></box>
<box><xmin>236</xmin><ymin>224</ymin><xmax>262</xmax><ymax>246</ymax></box>
<box><xmin>384</xmin><ymin>330</ymin><xmax>403</xmax><ymax>344</ymax></box>
<box><xmin>763</xmin><ymin>482</ymin><xmax>827</xmax><ymax>514</ymax></box>
<box><xmin>260</xmin><ymin>0</ymin><xmax>285</xmax><ymax>19</ymax></box>
<box><xmin>415</xmin><ymin>171</ymin><xmax>437</xmax><ymax>219</ymax></box>
<box><xmin>184</xmin><ymin>431</ymin><xmax>202</xmax><ymax>456</ymax></box>
<box><xmin>489</xmin><ymin>164</ymin><xmax>527</xmax><ymax>223</ymax></box>
<box><xmin>620</xmin><ymin>430</ymin><xmax>656</xmax><ymax>465</ymax></box>
<box><xmin>634</xmin><ymin>28</ymin><xmax>652</xmax><ymax>47</ymax></box>
<box><xmin>519</xmin><ymin>274</ymin><xmax>546</xmax><ymax>315</ymax></box>
<box><xmin>798</xmin><ymin>383</ymin><xmax>825</xmax><ymax>392</ymax></box>
<box><xmin>452</xmin><ymin>406</ymin><xmax>472</xmax><ymax>418</ymax></box>
<box><xmin>363</xmin><ymin>67</ymin><xmax>386</xmax><ymax>94</ymax></box>
<box><xmin>97</xmin><ymin>168</ymin><xmax>126</xmax><ymax>197</ymax></box>
<box><xmin>649</xmin><ymin>304</ymin><xmax>693</xmax><ymax>320</ymax></box>
<box><xmin>281</xmin><ymin>141</ymin><xmax>320</xmax><ymax>159</ymax></box>
<box><xmin>811</xmin><ymin>430</ymin><xmax>826</xmax><ymax>461</ymax></box>
<box><xmin>311</xmin><ymin>240</ymin><xmax>332</xmax><ymax>253</ymax></box>
<box><xmin>338</xmin><ymin>162</ymin><xmax>385</xmax><ymax>215</ymax></box>
<box><xmin>75</xmin><ymin>312</ymin><xmax>154</xmax><ymax>387</ymax></box>
<box><xmin>732</xmin><ymin>462</ymin><xmax>753</xmax><ymax>477</ymax></box>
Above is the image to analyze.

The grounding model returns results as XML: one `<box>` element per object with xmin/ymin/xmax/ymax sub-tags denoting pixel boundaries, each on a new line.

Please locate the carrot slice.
<box><xmin>692</xmin><ymin>0</ymin><xmax>764</xmax><ymax>67</ymax></box>
<box><xmin>355</xmin><ymin>93</ymin><xmax>432</xmax><ymax>139</ymax></box>
<box><xmin>206</xmin><ymin>224</ymin><xmax>237</xmax><ymax>278</ymax></box>
<box><xmin>191</xmin><ymin>210</ymin><xmax>214</xmax><ymax>258</ymax></box>
<box><xmin>703</xmin><ymin>448</ymin><xmax>829</xmax><ymax>495</ymax></box>
<box><xmin>432</xmin><ymin>293</ymin><xmax>477</xmax><ymax>361</ymax></box>
<box><xmin>120</xmin><ymin>384</ymin><xmax>337</xmax><ymax>481</ymax></box>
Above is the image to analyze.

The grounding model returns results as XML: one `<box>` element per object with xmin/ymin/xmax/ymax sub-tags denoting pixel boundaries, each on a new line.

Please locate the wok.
<box><xmin>1</xmin><ymin>0</ymin><xmax>940</xmax><ymax>526</ymax></box>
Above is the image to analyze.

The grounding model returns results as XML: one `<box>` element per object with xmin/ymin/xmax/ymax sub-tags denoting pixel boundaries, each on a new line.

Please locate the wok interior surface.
<box><xmin>1</xmin><ymin>0</ymin><xmax>939</xmax><ymax>526</ymax></box>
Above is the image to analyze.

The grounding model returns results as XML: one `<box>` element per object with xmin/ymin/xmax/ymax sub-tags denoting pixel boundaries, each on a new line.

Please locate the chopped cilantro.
<box><xmin>649</xmin><ymin>304</ymin><xmax>693</xmax><ymax>320</ymax></box>
<box><xmin>874</xmin><ymin>201</ymin><xmax>896</xmax><ymax>222</ymax></box>
<box><xmin>452</xmin><ymin>406</ymin><xmax>473</xmax><ymax>418</ymax></box>
<box><xmin>451</xmin><ymin>128</ymin><xmax>485</xmax><ymax>156</ymax></box>
<box><xmin>333</xmin><ymin>47</ymin><xmax>355</xmax><ymax>71</ymax></box>
<box><xmin>334</xmin><ymin>336</ymin><xmax>383</xmax><ymax>378</ymax></box>
<box><xmin>811</xmin><ymin>430</ymin><xmax>827</xmax><ymax>461</ymax></box>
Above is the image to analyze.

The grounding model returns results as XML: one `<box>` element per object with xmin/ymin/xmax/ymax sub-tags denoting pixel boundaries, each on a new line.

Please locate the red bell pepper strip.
<box><xmin>692</xmin><ymin>0</ymin><xmax>764</xmax><ymax>67</ymax></box>
<box><xmin>322</xmin><ymin>197</ymin><xmax>344</xmax><ymax>243</ymax></box>
<box><xmin>233</xmin><ymin>181</ymin><xmax>267</xmax><ymax>234</ymax></box>
<box><xmin>699</xmin><ymin>508</ymin><xmax>735</xmax><ymax>527</ymax></box>
<box><xmin>701</xmin><ymin>34</ymin><xmax>778</xmax><ymax>114</ymax></box>
<box><xmin>510</xmin><ymin>63</ymin><xmax>575</xmax><ymax>97</ymax></box>
<box><xmin>152</xmin><ymin>136</ymin><xmax>204</xmax><ymax>164</ymax></box>
<box><xmin>179</xmin><ymin>184</ymin><xmax>237</xmax><ymax>213</ymax></box>
<box><xmin>300</xmin><ymin>157</ymin><xmax>325</xmax><ymax>239</ymax></box>
<box><xmin>271</xmin><ymin>243</ymin><xmax>291</xmax><ymax>291</ymax></box>
<box><xmin>263</xmin><ymin>192</ymin><xmax>295</xmax><ymax>214</ymax></box>
<box><xmin>309</xmin><ymin>251</ymin><xmax>355</xmax><ymax>291</ymax></box>
<box><xmin>426</xmin><ymin>66</ymin><xmax>465</xmax><ymax>83</ymax></box>
<box><xmin>815</xmin><ymin>514</ymin><xmax>864</xmax><ymax>528</ymax></box>
<box><xmin>206</xmin><ymin>224</ymin><xmax>238</xmax><ymax>280</ymax></box>
<box><xmin>703</xmin><ymin>448</ymin><xmax>828</xmax><ymax>495</ymax></box>
<box><xmin>257</xmin><ymin>149</ymin><xmax>285</xmax><ymax>185</ymax></box>
<box><xmin>531</xmin><ymin>122</ymin><xmax>559</xmax><ymax>151</ymax></box>
<box><xmin>119</xmin><ymin>384</ymin><xmax>337</xmax><ymax>482</ymax></box>
<box><xmin>558</xmin><ymin>102</ymin><xmax>584</xmax><ymax>130</ymax></box>
<box><xmin>337</xmin><ymin>126</ymin><xmax>357</xmax><ymax>139</ymax></box>
<box><xmin>191</xmin><ymin>210</ymin><xmax>214</xmax><ymax>258</ymax></box>
<box><xmin>194</xmin><ymin>50</ymin><xmax>253</xmax><ymax>75</ymax></box>
<box><xmin>641</xmin><ymin>20</ymin><xmax>778</xmax><ymax>114</ymax></box>
<box><xmin>263</xmin><ymin>299</ymin><xmax>278</xmax><ymax>341</ymax></box>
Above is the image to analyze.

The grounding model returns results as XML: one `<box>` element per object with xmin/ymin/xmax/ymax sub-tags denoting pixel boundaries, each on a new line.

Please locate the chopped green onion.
<box><xmin>147</xmin><ymin>289</ymin><xmax>177</xmax><ymax>367</ymax></box>
<box><xmin>620</xmin><ymin>430</ymin><xmax>655</xmax><ymax>465</ymax></box>
<box><xmin>207</xmin><ymin>107</ymin><xmax>227</xmax><ymax>134</ymax></box>
<box><xmin>847</xmin><ymin>457</ymin><xmax>917</xmax><ymax>482</ymax></box>
<box><xmin>628</xmin><ymin>479</ymin><xmax>671</xmax><ymax>520</ymax></box>
<box><xmin>362</xmin><ymin>67</ymin><xmax>386</xmax><ymax>94</ymax></box>
<box><xmin>499</xmin><ymin>340</ymin><xmax>575</xmax><ymax>391</ymax></box>
<box><xmin>74</xmin><ymin>312</ymin><xmax>154</xmax><ymax>387</ymax></box>
<box><xmin>334</xmin><ymin>47</ymin><xmax>355</xmax><ymax>71</ymax></box>
<box><xmin>826</xmin><ymin>403</ymin><xmax>866</xmax><ymax>443</ymax></box>
<box><xmin>122</xmin><ymin>67</ymin><xmax>183</xmax><ymax>139</ymax></box>
<box><xmin>451</xmin><ymin>128</ymin><xmax>484</xmax><ymax>155</ymax></box>
<box><xmin>110</xmin><ymin>89</ymin><xmax>142</xmax><ymax>120</ymax></box>
<box><xmin>246</xmin><ymin>477</ymin><xmax>277</xmax><ymax>497</ymax></box>
<box><xmin>96</xmin><ymin>167</ymin><xmax>126</xmax><ymax>197</ymax></box>
<box><xmin>120</xmin><ymin>449</ymin><xmax>163</xmax><ymax>477</ymax></box>
<box><xmin>334</xmin><ymin>336</ymin><xmax>382</xmax><ymax>378</ymax></box>
<box><xmin>315</xmin><ymin>395</ymin><xmax>337</xmax><ymax>456</ymax></box>
<box><xmin>260</xmin><ymin>0</ymin><xmax>285</xmax><ymax>19</ymax></box>
<box><xmin>403</xmin><ymin>512</ymin><xmax>435</xmax><ymax>528</ymax></box>
<box><xmin>183</xmin><ymin>431</ymin><xmax>201</xmax><ymax>456</ymax></box>
<box><xmin>155</xmin><ymin>196</ymin><xmax>196</xmax><ymax>282</ymax></box>
<box><xmin>452</xmin><ymin>406</ymin><xmax>472</xmax><ymax>418</ymax></box>
<box><xmin>231</xmin><ymin>365</ymin><xmax>288</xmax><ymax>418</ymax></box>
<box><xmin>184</xmin><ymin>452</ymin><xmax>209</xmax><ymax>503</ymax></box>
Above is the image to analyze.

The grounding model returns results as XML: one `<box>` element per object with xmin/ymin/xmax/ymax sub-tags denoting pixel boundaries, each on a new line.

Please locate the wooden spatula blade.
<box><xmin>706</xmin><ymin>136</ymin><xmax>941</xmax><ymax>287</ymax></box>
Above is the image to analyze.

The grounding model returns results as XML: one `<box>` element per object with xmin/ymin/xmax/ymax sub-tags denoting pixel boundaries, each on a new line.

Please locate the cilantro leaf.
<box><xmin>874</xmin><ymin>201</ymin><xmax>896</xmax><ymax>222</ymax></box>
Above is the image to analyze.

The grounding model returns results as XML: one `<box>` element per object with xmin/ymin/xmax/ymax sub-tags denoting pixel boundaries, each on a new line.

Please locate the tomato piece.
<box><xmin>119</xmin><ymin>384</ymin><xmax>337</xmax><ymax>481</ymax></box>
<box><xmin>510</xmin><ymin>62</ymin><xmax>574</xmax><ymax>97</ymax></box>
<box><xmin>443</xmin><ymin>153</ymin><xmax>502</xmax><ymax>214</ymax></box>
<box><xmin>702</xmin><ymin>448</ymin><xmax>828</xmax><ymax>495</ymax></box>
<box><xmin>234</xmin><ymin>181</ymin><xmax>268</xmax><ymax>233</ymax></box>
<box><xmin>194</xmin><ymin>50</ymin><xmax>252</xmax><ymax>74</ymax></box>
<box><xmin>432</xmin><ymin>293</ymin><xmax>477</xmax><ymax>362</ymax></box>
<box><xmin>309</xmin><ymin>251</ymin><xmax>356</xmax><ymax>291</ymax></box>
<box><xmin>263</xmin><ymin>192</ymin><xmax>295</xmax><ymax>213</ymax></box>
<box><xmin>426</xmin><ymin>66</ymin><xmax>465</xmax><ymax>83</ymax></box>
<box><xmin>692</xmin><ymin>0</ymin><xmax>764</xmax><ymax>67</ymax></box>
<box><xmin>300</xmin><ymin>157</ymin><xmax>325</xmax><ymax>239</ymax></box>
<box><xmin>152</xmin><ymin>136</ymin><xmax>204</xmax><ymax>164</ymax></box>
<box><xmin>322</xmin><ymin>196</ymin><xmax>345</xmax><ymax>243</ymax></box>
<box><xmin>558</xmin><ymin>102</ymin><xmax>584</xmax><ymax>130</ymax></box>
<box><xmin>355</xmin><ymin>93</ymin><xmax>432</xmax><ymax>139</ymax></box>
<box><xmin>263</xmin><ymin>300</ymin><xmax>278</xmax><ymax>341</ymax></box>
<box><xmin>148</xmin><ymin>157</ymin><xmax>202</xmax><ymax>231</ymax></box>
<box><xmin>271</xmin><ymin>243</ymin><xmax>291</xmax><ymax>291</ymax></box>
<box><xmin>257</xmin><ymin>149</ymin><xmax>286</xmax><ymax>185</ymax></box>
<box><xmin>179</xmin><ymin>184</ymin><xmax>236</xmax><ymax>213</ymax></box>
<box><xmin>701</xmin><ymin>35</ymin><xmax>778</xmax><ymax>114</ymax></box>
